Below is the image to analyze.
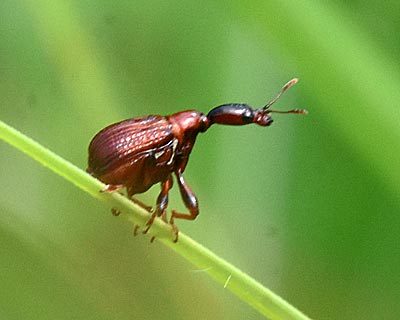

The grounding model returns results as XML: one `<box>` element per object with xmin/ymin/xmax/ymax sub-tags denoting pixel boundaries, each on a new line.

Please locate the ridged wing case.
<box><xmin>87</xmin><ymin>115</ymin><xmax>174</xmax><ymax>182</ymax></box>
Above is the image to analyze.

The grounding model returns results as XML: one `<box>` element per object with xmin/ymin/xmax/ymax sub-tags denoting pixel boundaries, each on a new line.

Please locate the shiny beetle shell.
<box><xmin>88</xmin><ymin>115</ymin><xmax>178</xmax><ymax>194</ymax></box>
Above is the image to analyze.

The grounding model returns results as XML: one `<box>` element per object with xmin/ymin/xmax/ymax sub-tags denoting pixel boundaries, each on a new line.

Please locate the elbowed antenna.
<box><xmin>263</xmin><ymin>78</ymin><xmax>308</xmax><ymax>115</ymax></box>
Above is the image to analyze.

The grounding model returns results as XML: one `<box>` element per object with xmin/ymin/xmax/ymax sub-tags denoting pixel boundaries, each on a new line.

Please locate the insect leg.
<box><xmin>130</xmin><ymin>198</ymin><xmax>154</xmax><ymax>237</ymax></box>
<box><xmin>143</xmin><ymin>175</ymin><xmax>173</xmax><ymax>234</ymax></box>
<box><xmin>100</xmin><ymin>184</ymin><xmax>125</xmax><ymax>193</ymax></box>
<box><xmin>131</xmin><ymin>197</ymin><xmax>153</xmax><ymax>212</ymax></box>
<box><xmin>126</xmin><ymin>185</ymin><xmax>153</xmax><ymax>212</ymax></box>
<box><xmin>126</xmin><ymin>188</ymin><xmax>154</xmax><ymax>236</ymax></box>
<box><xmin>100</xmin><ymin>184</ymin><xmax>125</xmax><ymax>216</ymax></box>
<box><xmin>170</xmin><ymin>171</ymin><xmax>199</xmax><ymax>242</ymax></box>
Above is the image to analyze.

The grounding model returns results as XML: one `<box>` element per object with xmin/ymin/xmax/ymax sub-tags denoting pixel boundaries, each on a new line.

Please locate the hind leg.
<box><xmin>100</xmin><ymin>184</ymin><xmax>125</xmax><ymax>216</ymax></box>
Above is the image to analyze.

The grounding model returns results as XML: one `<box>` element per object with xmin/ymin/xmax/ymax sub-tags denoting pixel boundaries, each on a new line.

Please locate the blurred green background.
<box><xmin>1</xmin><ymin>1</ymin><xmax>399</xmax><ymax>319</ymax></box>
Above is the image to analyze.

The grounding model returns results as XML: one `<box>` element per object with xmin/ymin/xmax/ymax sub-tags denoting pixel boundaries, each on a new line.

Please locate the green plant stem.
<box><xmin>0</xmin><ymin>120</ymin><xmax>311</xmax><ymax>320</ymax></box>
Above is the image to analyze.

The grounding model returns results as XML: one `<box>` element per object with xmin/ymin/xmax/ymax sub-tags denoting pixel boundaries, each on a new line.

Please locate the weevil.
<box><xmin>87</xmin><ymin>78</ymin><xmax>306</xmax><ymax>242</ymax></box>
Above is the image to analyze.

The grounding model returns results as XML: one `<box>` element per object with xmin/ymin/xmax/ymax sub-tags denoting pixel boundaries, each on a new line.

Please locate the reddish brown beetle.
<box><xmin>87</xmin><ymin>78</ymin><xmax>306</xmax><ymax>242</ymax></box>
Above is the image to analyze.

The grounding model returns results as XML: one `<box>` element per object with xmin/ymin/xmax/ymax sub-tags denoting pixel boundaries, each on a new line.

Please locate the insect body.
<box><xmin>87</xmin><ymin>78</ymin><xmax>306</xmax><ymax>242</ymax></box>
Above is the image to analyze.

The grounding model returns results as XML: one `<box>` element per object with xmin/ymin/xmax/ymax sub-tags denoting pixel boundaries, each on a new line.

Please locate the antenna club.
<box><xmin>283</xmin><ymin>78</ymin><xmax>299</xmax><ymax>91</ymax></box>
<box><xmin>263</xmin><ymin>77</ymin><xmax>300</xmax><ymax>110</ymax></box>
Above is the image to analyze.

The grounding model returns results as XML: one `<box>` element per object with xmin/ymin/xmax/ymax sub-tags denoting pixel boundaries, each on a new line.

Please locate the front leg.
<box><xmin>170</xmin><ymin>170</ymin><xmax>199</xmax><ymax>242</ymax></box>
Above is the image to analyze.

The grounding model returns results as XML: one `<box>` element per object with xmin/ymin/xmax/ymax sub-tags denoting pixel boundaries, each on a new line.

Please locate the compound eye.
<box><xmin>241</xmin><ymin>109</ymin><xmax>254</xmax><ymax>124</ymax></box>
